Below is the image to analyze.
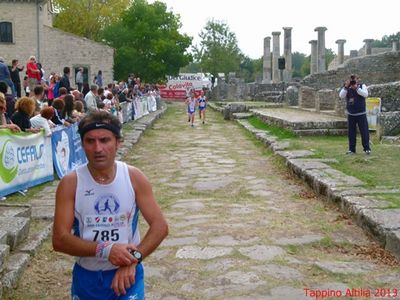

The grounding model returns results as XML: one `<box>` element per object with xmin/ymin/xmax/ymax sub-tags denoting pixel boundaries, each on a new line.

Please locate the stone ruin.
<box><xmin>211</xmin><ymin>26</ymin><xmax>400</xmax><ymax>140</ymax></box>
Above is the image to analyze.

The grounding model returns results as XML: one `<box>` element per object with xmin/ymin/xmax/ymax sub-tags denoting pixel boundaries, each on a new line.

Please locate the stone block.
<box><xmin>299</xmin><ymin>86</ymin><xmax>316</xmax><ymax>108</ymax></box>
<box><xmin>385</xmin><ymin>229</ymin><xmax>400</xmax><ymax>260</ymax></box>
<box><xmin>0</xmin><ymin>230</ymin><xmax>7</xmax><ymax>245</ymax></box>
<box><xmin>0</xmin><ymin>204</ymin><xmax>31</xmax><ymax>218</ymax></box>
<box><xmin>315</xmin><ymin>89</ymin><xmax>336</xmax><ymax>112</ymax></box>
<box><xmin>19</xmin><ymin>223</ymin><xmax>53</xmax><ymax>255</ymax></box>
<box><xmin>0</xmin><ymin>244</ymin><xmax>10</xmax><ymax>273</ymax></box>
<box><xmin>356</xmin><ymin>208</ymin><xmax>400</xmax><ymax>245</ymax></box>
<box><xmin>1</xmin><ymin>253</ymin><xmax>30</xmax><ymax>289</ymax></box>
<box><xmin>0</xmin><ymin>217</ymin><xmax>30</xmax><ymax>250</ymax></box>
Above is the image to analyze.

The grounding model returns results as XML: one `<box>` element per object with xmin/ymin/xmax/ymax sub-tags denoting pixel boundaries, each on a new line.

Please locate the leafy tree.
<box><xmin>180</xmin><ymin>62</ymin><xmax>202</xmax><ymax>73</ymax></box>
<box><xmin>371</xmin><ymin>32</ymin><xmax>400</xmax><ymax>47</ymax></box>
<box><xmin>101</xmin><ymin>0</ymin><xmax>192</xmax><ymax>82</ymax></box>
<box><xmin>238</xmin><ymin>56</ymin><xmax>262</xmax><ymax>83</ymax></box>
<box><xmin>53</xmin><ymin>0</ymin><xmax>130</xmax><ymax>40</ymax></box>
<box><xmin>292</xmin><ymin>52</ymin><xmax>307</xmax><ymax>78</ymax></box>
<box><xmin>325</xmin><ymin>48</ymin><xmax>335</xmax><ymax>69</ymax></box>
<box><xmin>193</xmin><ymin>19</ymin><xmax>242</xmax><ymax>80</ymax></box>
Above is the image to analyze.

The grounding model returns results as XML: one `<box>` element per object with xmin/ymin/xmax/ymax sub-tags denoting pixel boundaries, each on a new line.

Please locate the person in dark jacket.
<box><xmin>11</xmin><ymin>97</ymin><xmax>41</xmax><ymax>133</ymax></box>
<box><xmin>339</xmin><ymin>74</ymin><xmax>371</xmax><ymax>155</ymax></box>
<box><xmin>59</xmin><ymin>67</ymin><xmax>71</xmax><ymax>93</ymax></box>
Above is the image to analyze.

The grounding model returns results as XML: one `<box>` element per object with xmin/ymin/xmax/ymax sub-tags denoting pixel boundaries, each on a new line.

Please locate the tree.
<box><xmin>325</xmin><ymin>48</ymin><xmax>335</xmax><ymax>69</ymax></box>
<box><xmin>239</xmin><ymin>56</ymin><xmax>262</xmax><ymax>83</ymax></box>
<box><xmin>292</xmin><ymin>52</ymin><xmax>307</xmax><ymax>78</ymax></box>
<box><xmin>180</xmin><ymin>62</ymin><xmax>202</xmax><ymax>73</ymax></box>
<box><xmin>101</xmin><ymin>0</ymin><xmax>192</xmax><ymax>82</ymax></box>
<box><xmin>193</xmin><ymin>19</ymin><xmax>242</xmax><ymax>80</ymax></box>
<box><xmin>53</xmin><ymin>0</ymin><xmax>130</xmax><ymax>40</ymax></box>
<box><xmin>371</xmin><ymin>32</ymin><xmax>400</xmax><ymax>47</ymax></box>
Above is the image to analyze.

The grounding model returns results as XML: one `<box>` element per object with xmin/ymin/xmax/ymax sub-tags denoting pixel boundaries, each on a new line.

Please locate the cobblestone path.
<box><xmin>5</xmin><ymin>103</ymin><xmax>399</xmax><ymax>299</ymax></box>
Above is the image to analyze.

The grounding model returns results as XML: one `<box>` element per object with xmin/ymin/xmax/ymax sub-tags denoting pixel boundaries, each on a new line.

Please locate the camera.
<box><xmin>349</xmin><ymin>80</ymin><xmax>357</xmax><ymax>86</ymax></box>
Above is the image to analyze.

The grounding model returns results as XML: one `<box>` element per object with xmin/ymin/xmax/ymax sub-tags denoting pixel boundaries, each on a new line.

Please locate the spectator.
<box><xmin>11</xmin><ymin>97</ymin><xmax>41</xmax><ymax>133</ymax></box>
<box><xmin>59</xmin><ymin>66</ymin><xmax>71</xmax><ymax>92</ymax></box>
<box><xmin>62</xmin><ymin>94</ymin><xmax>78</xmax><ymax>123</ymax></box>
<box><xmin>84</xmin><ymin>84</ymin><xmax>98</xmax><ymax>113</ymax></box>
<box><xmin>76</xmin><ymin>67</ymin><xmax>84</xmax><ymax>92</ymax></box>
<box><xmin>82</xmin><ymin>82</ymin><xmax>90</xmax><ymax>97</ymax></box>
<box><xmin>53</xmin><ymin>74</ymin><xmax>61</xmax><ymax>99</ymax></box>
<box><xmin>0</xmin><ymin>92</ymin><xmax>20</xmax><ymax>132</ymax></box>
<box><xmin>26</xmin><ymin>56</ymin><xmax>41</xmax><ymax>97</ymax></box>
<box><xmin>72</xmin><ymin>89</ymin><xmax>82</xmax><ymax>101</ymax></box>
<box><xmin>0</xmin><ymin>81</ymin><xmax>15</xmax><ymax>119</ymax></box>
<box><xmin>30</xmin><ymin>106</ymin><xmax>55</xmax><ymax>137</ymax></box>
<box><xmin>47</xmin><ymin>75</ymin><xmax>57</xmax><ymax>106</ymax></box>
<box><xmin>95</xmin><ymin>70</ymin><xmax>103</xmax><ymax>88</ymax></box>
<box><xmin>51</xmin><ymin>98</ymin><xmax>70</xmax><ymax>127</ymax></box>
<box><xmin>73</xmin><ymin>100</ymin><xmax>85</xmax><ymax>119</ymax></box>
<box><xmin>32</xmin><ymin>85</ymin><xmax>46</xmax><ymax>115</ymax></box>
<box><xmin>22</xmin><ymin>76</ymin><xmax>29</xmax><ymax>96</ymax></box>
<box><xmin>9</xmin><ymin>59</ymin><xmax>24</xmax><ymax>98</ymax></box>
<box><xmin>58</xmin><ymin>87</ymin><xmax>68</xmax><ymax>100</ymax></box>
<box><xmin>0</xmin><ymin>57</ymin><xmax>16</xmax><ymax>99</ymax></box>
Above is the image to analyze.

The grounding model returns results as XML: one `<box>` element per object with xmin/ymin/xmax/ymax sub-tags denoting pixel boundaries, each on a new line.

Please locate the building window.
<box><xmin>0</xmin><ymin>22</ymin><xmax>13</xmax><ymax>43</ymax></box>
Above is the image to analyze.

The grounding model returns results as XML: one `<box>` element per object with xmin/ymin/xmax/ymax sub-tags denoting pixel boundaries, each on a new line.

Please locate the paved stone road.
<box><xmin>135</xmin><ymin>104</ymin><xmax>399</xmax><ymax>299</ymax></box>
<box><xmin>5</xmin><ymin>103</ymin><xmax>400</xmax><ymax>299</ymax></box>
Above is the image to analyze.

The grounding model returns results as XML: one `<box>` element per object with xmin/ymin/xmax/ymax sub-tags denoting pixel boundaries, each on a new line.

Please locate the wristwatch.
<box><xmin>130</xmin><ymin>250</ymin><xmax>143</xmax><ymax>263</ymax></box>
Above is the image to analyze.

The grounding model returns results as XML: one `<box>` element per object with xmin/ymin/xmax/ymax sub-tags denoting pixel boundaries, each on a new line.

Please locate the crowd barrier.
<box><xmin>0</xmin><ymin>95</ymin><xmax>159</xmax><ymax>198</ymax></box>
<box><xmin>119</xmin><ymin>95</ymin><xmax>158</xmax><ymax>123</ymax></box>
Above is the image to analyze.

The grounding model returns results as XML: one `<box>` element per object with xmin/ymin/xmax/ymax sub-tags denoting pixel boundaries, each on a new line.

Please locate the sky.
<box><xmin>151</xmin><ymin>0</ymin><xmax>399</xmax><ymax>59</ymax></box>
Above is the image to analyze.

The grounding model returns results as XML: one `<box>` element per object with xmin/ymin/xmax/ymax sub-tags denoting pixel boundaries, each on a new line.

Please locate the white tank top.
<box><xmin>74</xmin><ymin>161</ymin><xmax>141</xmax><ymax>271</ymax></box>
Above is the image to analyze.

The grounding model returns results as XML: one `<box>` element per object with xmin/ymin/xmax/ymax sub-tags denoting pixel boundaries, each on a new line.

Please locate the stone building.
<box><xmin>0</xmin><ymin>0</ymin><xmax>114</xmax><ymax>87</ymax></box>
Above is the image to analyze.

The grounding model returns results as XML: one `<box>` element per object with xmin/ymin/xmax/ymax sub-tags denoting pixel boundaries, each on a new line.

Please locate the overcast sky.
<box><xmin>151</xmin><ymin>0</ymin><xmax>399</xmax><ymax>59</ymax></box>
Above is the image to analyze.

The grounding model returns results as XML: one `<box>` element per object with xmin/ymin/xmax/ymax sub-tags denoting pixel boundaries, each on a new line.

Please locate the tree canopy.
<box><xmin>371</xmin><ymin>32</ymin><xmax>400</xmax><ymax>48</ymax></box>
<box><xmin>193</xmin><ymin>19</ymin><xmax>242</xmax><ymax>79</ymax></box>
<box><xmin>101</xmin><ymin>0</ymin><xmax>192</xmax><ymax>82</ymax></box>
<box><xmin>53</xmin><ymin>0</ymin><xmax>130</xmax><ymax>40</ymax></box>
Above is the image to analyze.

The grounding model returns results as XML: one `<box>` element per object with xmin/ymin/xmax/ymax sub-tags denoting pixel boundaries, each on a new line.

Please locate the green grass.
<box><xmin>245</xmin><ymin>116</ymin><xmax>400</xmax><ymax>191</ymax></box>
<box><xmin>247</xmin><ymin>116</ymin><xmax>297</xmax><ymax>139</ymax></box>
<box><xmin>370</xmin><ymin>193</ymin><xmax>400</xmax><ymax>208</ymax></box>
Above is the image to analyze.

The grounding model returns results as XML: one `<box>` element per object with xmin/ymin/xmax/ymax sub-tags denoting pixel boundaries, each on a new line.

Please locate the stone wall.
<box><xmin>367</xmin><ymin>82</ymin><xmax>400</xmax><ymax>112</ymax></box>
<box><xmin>42</xmin><ymin>26</ymin><xmax>114</xmax><ymax>85</ymax></box>
<box><xmin>0</xmin><ymin>1</ymin><xmax>114</xmax><ymax>85</ymax></box>
<box><xmin>376</xmin><ymin>112</ymin><xmax>400</xmax><ymax>139</ymax></box>
<box><xmin>302</xmin><ymin>51</ymin><xmax>400</xmax><ymax>90</ymax></box>
<box><xmin>315</xmin><ymin>89</ymin><xmax>336</xmax><ymax>112</ymax></box>
<box><xmin>299</xmin><ymin>86</ymin><xmax>316</xmax><ymax>108</ymax></box>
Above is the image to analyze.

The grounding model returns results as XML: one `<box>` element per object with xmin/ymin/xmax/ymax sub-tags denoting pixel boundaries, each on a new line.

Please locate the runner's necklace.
<box><xmin>88</xmin><ymin>165</ymin><xmax>114</xmax><ymax>183</ymax></box>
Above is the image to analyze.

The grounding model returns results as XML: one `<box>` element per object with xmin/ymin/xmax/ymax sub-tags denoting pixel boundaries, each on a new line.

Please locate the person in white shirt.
<box><xmin>52</xmin><ymin>111</ymin><xmax>168</xmax><ymax>299</ymax></box>
<box><xmin>30</xmin><ymin>106</ymin><xmax>55</xmax><ymax>137</ymax></box>
<box><xmin>84</xmin><ymin>84</ymin><xmax>99</xmax><ymax>113</ymax></box>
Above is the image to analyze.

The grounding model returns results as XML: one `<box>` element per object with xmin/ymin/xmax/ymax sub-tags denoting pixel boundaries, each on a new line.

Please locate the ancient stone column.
<box><xmin>309</xmin><ymin>40</ymin><xmax>318</xmax><ymax>75</ymax></box>
<box><xmin>392</xmin><ymin>40</ymin><xmax>398</xmax><ymax>52</ymax></box>
<box><xmin>283</xmin><ymin>27</ymin><xmax>292</xmax><ymax>82</ymax></box>
<box><xmin>363</xmin><ymin>39</ymin><xmax>374</xmax><ymax>55</ymax></box>
<box><xmin>336</xmin><ymin>39</ymin><xmax>346</xmax><ymax>65</ymax></box>
<box><xmin>262</xmin><ymin>37</ymin><xmax>272</xmax><ymax>83</ymax></box>
<box><xmin>314</xmin><ymin>27</ymin><xmax>327</xmax><ymax>73</ymax></box>
<box><xmin>272</xmin><ymin>31</ymin><xmax>281</xmax><ymax>83</ymax></box>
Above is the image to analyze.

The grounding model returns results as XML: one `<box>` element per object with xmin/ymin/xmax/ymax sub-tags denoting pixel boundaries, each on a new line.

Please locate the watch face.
<box><xmin>133</xmin><ymin>250</ymin><xmax>142</xmax><ymax>261</ymax></box>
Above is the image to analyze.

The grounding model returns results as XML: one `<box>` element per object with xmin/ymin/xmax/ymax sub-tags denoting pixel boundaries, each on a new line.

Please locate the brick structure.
<box><xmin>0</xmin><ymin>0</ymin><xmax>114</xmax><ymax>86</ymax></box>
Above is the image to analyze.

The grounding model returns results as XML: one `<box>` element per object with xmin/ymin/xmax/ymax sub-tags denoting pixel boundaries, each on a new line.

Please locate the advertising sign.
<box><xmin>366</xmin><ymin>97</ymin><xmax>381</xmax><ymax>130</ymax></box>
<box><xmin>51</xmin><ymin>123</ymin><xmax>87</xmax><ymax>178</ymax></box>
<box><xmin>0</xmin><ymin>129</ymin><xmax>53</xmax><ymax>197</ymax></box>
<box><xmin>159</xmin><ymin>73</ymin><xmax>210</xmax><ymax>99</ymax></box>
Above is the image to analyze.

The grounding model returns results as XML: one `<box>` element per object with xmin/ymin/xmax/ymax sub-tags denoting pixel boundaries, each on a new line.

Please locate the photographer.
<box><xmin>339</xmin><ymin>75</ymin><xmax>371</xmax><ymax>155</ymax></box>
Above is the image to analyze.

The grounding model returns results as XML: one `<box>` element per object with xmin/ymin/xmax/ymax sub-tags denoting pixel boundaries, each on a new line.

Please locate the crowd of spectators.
<box><xmin>0</xmin><ymin>56</ymin><xmax>161</xmax><ymax>137</ymax></box>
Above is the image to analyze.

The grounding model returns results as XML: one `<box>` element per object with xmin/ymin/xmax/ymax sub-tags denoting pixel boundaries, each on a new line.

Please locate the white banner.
<box><xmin>0</xmin><ymin>129</ymin><xmax>53</xmax><ymax>197</ymax></box>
